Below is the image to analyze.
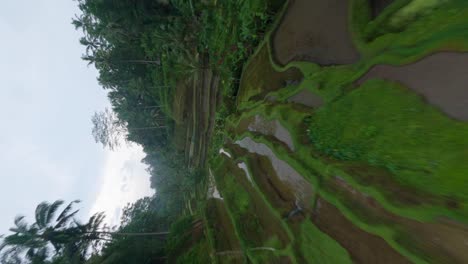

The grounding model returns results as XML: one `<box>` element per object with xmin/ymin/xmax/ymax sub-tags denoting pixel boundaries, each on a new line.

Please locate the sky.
<box><xmin>0</xmin><ymin>0</ymin><xmax>154</xmax><ymax>234</ymax></box>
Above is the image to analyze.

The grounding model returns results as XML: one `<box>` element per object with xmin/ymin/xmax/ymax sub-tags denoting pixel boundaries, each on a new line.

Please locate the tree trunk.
<box><xmin>84</xmin><ymin>231</ymin><xmax>169</xmax><ymax>237</ymax></box>
<box><xmin>128</xmin><ymin>126</ymin><xmax>167</xmax><ymax>130</ymax></box>
<box><xmin>117</xmin><ymin>59</ymin><xmax>161</xmax><ymax>65</ymax></box>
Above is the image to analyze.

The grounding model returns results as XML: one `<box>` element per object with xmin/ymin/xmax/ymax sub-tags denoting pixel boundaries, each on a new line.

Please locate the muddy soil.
<box><xmin>357</xmin><ymin>52</ymin><xmax>468</xmax><ymax>121</ymax></box>
<box><xmin>370</xmin><ymin>0</ymin><xmax>395</xmax><ymax>18</ymax></box>
<box><xmin>312</xmin><ymin>197</ymin><xmax>412</xmax><ymax>264</ymax></box>
<box><xmin>272</xmin><ymin>0</ymin><xmax>360</xmax><ymax>66</ymax></box>
<box><xmin>205</xmin><ymin>199</ymin><xmax>243</xmax><ymax>255</ymax></box>
<box><xmin>328</xmin><ymin>176</ymin><xmax>468</xmax><ymax>263</ymax></box>
<box><xmin>287</xmin><ymin>89</ymin><xmax>324</xmax><ymax>108</ymax></box>
<box><xmin>238</xmin><ymin>45</ymin><xmax>303</xmax><ymax>103</ymax></box>
<box><xmin>339</xmin><ymin>163</ymin><xmax>443</xmax><ymax>207</ymax></box>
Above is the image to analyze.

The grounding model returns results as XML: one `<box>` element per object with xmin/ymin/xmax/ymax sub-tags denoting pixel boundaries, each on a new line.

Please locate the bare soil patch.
<box><xmin>357</xmin><ymin>52</ymin><xmax>468</xmax><ymax>121</ymax></box>
<box><xmin>272</xmin><ymin>0</ymin><xmax>360</xmax><ymax>65</ymax></box>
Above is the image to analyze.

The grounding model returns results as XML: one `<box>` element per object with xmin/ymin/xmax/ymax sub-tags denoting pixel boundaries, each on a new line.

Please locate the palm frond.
<box><xmin>2</xmin><ymin>235</ymin><xmax>45</xmax><ymax>254</ymax></box>
<box><xmin>35</xmin><ymin>202</ymin><xmax>50</xmax><ymax>229</ymax></box>
<box><xmin>45</xmin><ymin>200</ymin><xmax>64</xmax><ymax>226</ymax></box>
<box><xmin>87</xmin><ymin>212</ymin><xmax>106</xmax><ymax>232</ymax></box>
<box><xmin>13</xmin><ymin>216</ymin><xmax>25</xmax><ymax>227</ymax></box>
<box><xmin>25</xmin><ymin>247</ymin><xmax>49</xmax><ymax>262</ymax></box>
<box><xmin>0</xmin><ymin>247</ymin><xmax>22</xmax><ymax>264</ymax></box>
<box><xmin>9</xmin><ymin>216</ymin><xmax>29</xmax><ymax>235</ymax></box>
<box><xmin>54</xmin><ymin>209</ymin><xmax>80</xmax><ymax>229</ymax></box>
<box><xmin>56</xmin><ymin>200</ymin><xmax>81</xmax><ymax>223</ymax></box>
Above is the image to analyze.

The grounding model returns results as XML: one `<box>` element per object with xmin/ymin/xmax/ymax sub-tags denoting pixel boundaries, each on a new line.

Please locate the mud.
<box><xmin>205</xmin><ymin>199</ymin><xmax>242</xmax><ymax>255</ymax></box>
<box><xmin>357</xmin><ymin>52</ymin><xmax>468</xmax><ymax>121</ymax></box>
<box><xmin>327</xmin><ymin>176</ymin><xmax>468</xmax><ymax>263</ymax></box>
<box><xmin>272</xmin><ymin>0</ymin><xmax>360</xmax><ymax>65</ymax></box>
<box><xmin>339</xmin><ymin>163</ymin><xmax>440</xmax><ymax>207</ymax></box>
<box><xmin>370</xmin><ymin>0</ymin><xmax>395</xmax><ymax>18</ymax></box>
<box><xmin>287</xmin><ymin>89</ymin><xmax>324</xmax><ymax>108</ymax></box>
<box><xmin>238</xmin><ymin>44</ymin><xmax>303</xmax><ymax>103</ymax></box>
<box><xmin>312</xmin><ymin>197</ymin><xmax>412</xmax><ymax>264</ymax></box>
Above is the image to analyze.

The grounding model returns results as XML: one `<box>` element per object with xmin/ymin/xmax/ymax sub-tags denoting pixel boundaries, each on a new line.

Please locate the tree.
<box><xmin>85</xmin><ymin>197</ymin><xmax>169</xmax><ymax>264</ymax></box>
<box><xmin>91</xmin><ymin>108</ymin><xmax>126</xmax><ymax>150</ymax></box>
<box><xmin>92</xmin><ymin>108</ymin><xmax>168</xmax><ymax>150</ymax></box>
<box><xmin>0</xmin><ymin>200</ymin><xmax>89</xmax><ymax>263</ymax></box>
<box><xmin>0</xmin><ymin>200</ymin><xmax>169</xmax><ymax>264</ymax></box>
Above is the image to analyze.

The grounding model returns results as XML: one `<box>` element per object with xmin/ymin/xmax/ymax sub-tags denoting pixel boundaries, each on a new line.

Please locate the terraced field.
<box><xmin>204</xmin><ymin>0</ymin><xmax>468</xmax><ymax>263</ymax></box>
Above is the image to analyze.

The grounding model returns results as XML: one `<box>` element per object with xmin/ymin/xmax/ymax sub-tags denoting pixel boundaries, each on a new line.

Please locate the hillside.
<box><xmin>194</xmin><ymin>0</ymin><xmax>468</xmax><ymax>263</ymax></box>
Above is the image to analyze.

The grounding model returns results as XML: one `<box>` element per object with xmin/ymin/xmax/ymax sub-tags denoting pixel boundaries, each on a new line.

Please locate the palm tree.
<box><xmin>0</xmin><ymin>200</ymin><xmax>169</xmax><ymax>262</ymax></box>
<box><xmin>0</xmin><ymin>200</ymin><xmax>87</xmax><ymax>262</ymax></box>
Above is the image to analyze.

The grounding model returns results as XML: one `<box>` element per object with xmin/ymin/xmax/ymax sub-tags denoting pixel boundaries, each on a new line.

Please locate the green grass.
<box><xmin>299</xmin><ymin>221</ymin><xmax>353</xmax><ymax>264</ymax></box>
<box><xmin>307</xmin><ymin>79</ymin><xmax>468</xmax><ymax>201</ymax></box>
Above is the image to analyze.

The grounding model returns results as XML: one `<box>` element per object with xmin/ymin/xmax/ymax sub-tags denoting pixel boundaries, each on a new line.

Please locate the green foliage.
<box><xmin>174</xmin><ymin>238</ymin><xmax>211</xmax><ymax>264</ymax></box>
<box><xmin>87</xmin><ymin>198</ymin><xmax>168</xmax><ymax>264</ymax></box>
<box><xmin>165</xmin><ymin>215</ymin><xmax>194</xmax><ymax>255</ymax></box>
<box><xmin>0</xmin><ymin>200</ymin><xmax>105</xmax><ymax>264</ymax></box>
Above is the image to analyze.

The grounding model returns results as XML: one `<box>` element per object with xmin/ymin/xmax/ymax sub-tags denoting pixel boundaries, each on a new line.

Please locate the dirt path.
<box><xmin>357</xmin><ymin>52</ymin><xmax>468</xmax><ymax>121</ymax></box>
<box><xmin>272</xmin><ymin>0</ymin><xmax>360</xmax><ymax>66</ymax></box>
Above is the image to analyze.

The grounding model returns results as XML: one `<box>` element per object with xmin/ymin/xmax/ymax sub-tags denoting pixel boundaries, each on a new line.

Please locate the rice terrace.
<box><xmin>1</xmin><ymin>0</ymin><xmax>468</xmax><ymax>263</ymax></box>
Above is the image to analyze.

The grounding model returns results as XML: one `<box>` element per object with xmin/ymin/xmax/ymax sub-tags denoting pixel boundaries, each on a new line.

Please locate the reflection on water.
<box><xmin>237</xmin><ymin>162</ymin><xmax>254</xmax><ymax>184</ymax></box>
<box><xmin>247</xmin><ymin>115</ymin><xmax>295</xmax><ymax>151</ymax></box>
<box><xmin>235</xmin><ymin>137</ymin><xmax>313</xmax><ymax>209</ymax></box>
<box><xmin>219</xmin><ymin>148</ymin><xmax>232</xmax><ymax>158</ymax></box>
<box><xmin>208</xmin><ymin>168</ymin><xmax>223</xmax><ymax>200</ymax></box>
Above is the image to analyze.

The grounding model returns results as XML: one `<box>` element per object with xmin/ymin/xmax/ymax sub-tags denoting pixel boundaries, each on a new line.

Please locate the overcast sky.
<box><xmin>0</xmin><ymin>0</ymin><xmax>153</xmax><ymax>234</ymax></box>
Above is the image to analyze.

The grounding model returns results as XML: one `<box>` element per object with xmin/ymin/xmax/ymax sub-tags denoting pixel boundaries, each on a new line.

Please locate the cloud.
<box><xmin>89</xmin><ymin>143</ymin><xmax>154</xmax><ymax>227</ymax></box>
